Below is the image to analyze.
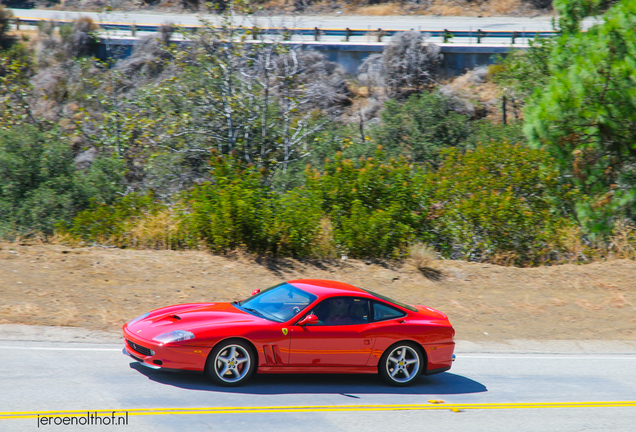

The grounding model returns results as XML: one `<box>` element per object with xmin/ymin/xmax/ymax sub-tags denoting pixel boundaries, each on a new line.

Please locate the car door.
<box><xmin>288</xmin><ymin>297</ymin><xmax>376</xmax><ymax>367</ymax></box>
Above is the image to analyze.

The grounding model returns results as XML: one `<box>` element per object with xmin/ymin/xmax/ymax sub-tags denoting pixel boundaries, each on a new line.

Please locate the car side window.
<box><xmin>307</xmin><ymin>297</ymin><xmax>369</xmax><ymax>326</ymax></box>
<box><xmin>372</xmin><ymin>301</ymin><xmax>406</xmax><ymax>322</ymax></box>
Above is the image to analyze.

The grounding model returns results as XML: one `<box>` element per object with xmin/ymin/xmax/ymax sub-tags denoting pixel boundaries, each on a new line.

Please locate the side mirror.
<box><xmin>251</xmin><ymin>289</ymin><xmax>260</xmax><ymax>296</ymax></box>
<box><xmin>297</xmin><ymin>314</ymin><xmax>319</xmax><ymax>326</ymax></box>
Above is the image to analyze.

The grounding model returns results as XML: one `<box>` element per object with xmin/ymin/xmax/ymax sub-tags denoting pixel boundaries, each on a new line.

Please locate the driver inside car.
<box><xmin>324</xmin><ymin>297</ymin><xmax>354</xmax><ymax>325</ymax></box>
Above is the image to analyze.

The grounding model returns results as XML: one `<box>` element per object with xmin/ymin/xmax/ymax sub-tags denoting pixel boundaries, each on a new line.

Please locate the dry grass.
<box><xmin>312</xmin><ymin>217</ymin><xmax>339</xmax><ymax>258</ymax></box>
<box><xmin>1</xmin><ymin>242</ymin><xmax>635</xmax><ymax>341</ymax></box>
<box><xmin>407</xmin><ymin>242</ymin><xmax>437</xmax><ymax>269</ymax></box>
<box><xmin>355</xmin><ymin>3</ymin><xmax>403</xmax><ymax>16</ymax></box>
<box><xmin>427</xmin><ymin>0</ymin><xmax>538</xmax><ymax>16</ymax></box>
<box><xmin>125</xmin><ymin>209</ymin><xmax>188</xmax><ymax>250</ymax></box>
<box><xmin>557</xmin><ymin>220</ymin><xmax>636</xmax><ymax>264</ymax></box>
<box><xmin>30</xmin><ymin>0</ymin><xmax>553</xmax><ymax>17</ymax></box>
<box><xmin>407</xmin><ymin>242</ymin><xmax>443</xmax><ymax>279</ymax></box>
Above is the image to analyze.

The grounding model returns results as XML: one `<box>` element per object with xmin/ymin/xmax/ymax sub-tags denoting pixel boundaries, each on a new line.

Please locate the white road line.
<box><xmin>457</xmin><ymin>354</ymin><xmax>636</xmax><ymax>360</ymax></box>
<box><xmin>0</xmin><ymin>345</ymin><xmax>634</xmax><ymax>359</ymax></box>
<box><xmin>0</xmin><ymin>346</ymin><xmax>121</xmax><ymax>352</ymax></box>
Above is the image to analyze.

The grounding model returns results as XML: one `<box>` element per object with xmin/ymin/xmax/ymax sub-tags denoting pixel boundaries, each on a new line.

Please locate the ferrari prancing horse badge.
<box><xmin>282</xmin><ymin>328</ymin><xmax>288</xmax><ymax>335</ymax></box>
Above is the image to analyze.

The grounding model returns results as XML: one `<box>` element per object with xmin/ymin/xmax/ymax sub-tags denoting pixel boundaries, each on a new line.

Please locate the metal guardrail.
<box><xmin>10</xmin><ymin>16</ymin><xmax>558</xmax><ymax>44</ymax></box>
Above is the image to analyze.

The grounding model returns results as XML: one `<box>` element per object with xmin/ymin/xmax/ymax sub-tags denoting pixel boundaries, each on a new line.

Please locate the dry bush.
<box><xmin>32</xmin><ymin>0</ymin><xmax>553</xmax><ymax>16</ymax></box>
<box><xmin>407</xmin><ymin>242</ymin><xmax>442</xmax><ymax>279</ymax></box>
<box><xmin>356</xmin><ymin>2</ymin><xmax>403</xmax><ymax>15</ymax></box>
<box><xmin>407</xmin><ymin>242</ymin><xmax>438</xmax><ymax>269</ymax></box>
<box><xmin>311</xmin><ymin>217</ymin><xmax>339</xmax><ymax>258</ymax></box>
<box><xmin>293</xmin><ymin>51</ymin><xmax>352</xmax><ymax>115</ymax></box>
<box><xmin>115</xmin><ymin>32</ymin><xmax>173</xmax><ymax>82</ymax></box>
<box><xmin>427</xmin><ymin>0</ymin><xmax>542</xmax><ymax>16</ymax></box>
<box><xmin>358</xmin><ymin>31</ymin><xmax>440</xmax><ymax>98</ymax></box>
<box><xmin>555</xmin><ymin>220</ymin><xmax>636</xmax><ymax>264</ymax></box>
<box><xmin>35</xmin><ymin>17</ymin><xmax>98</xmax><ymax>67</ymax></box>
<box><xmin>607</xmin><ymin>219</ymin><xmax>636</xmax><ymax>260</ymax></box>
<box><xmin>124</xmin><ymin>209</ymin><xmax>188</xmax><ymax>250</ymax></box>
<box><xmin>439</xmin><ymin>66</ymin><xmax>499</xmax><ymax>119</ymax></box>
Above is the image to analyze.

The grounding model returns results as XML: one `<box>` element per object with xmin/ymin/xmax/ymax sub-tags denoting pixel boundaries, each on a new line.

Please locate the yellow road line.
<box><xmin>2</xmin><ymin>401</ymin><xmax>636</xmax><ymax>420</ymax></box>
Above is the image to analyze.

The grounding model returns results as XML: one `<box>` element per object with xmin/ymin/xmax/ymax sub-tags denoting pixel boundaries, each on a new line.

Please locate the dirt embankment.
<box><xmin>14</xmin><ymin>0</ymin><xmax>552</xmax><ymax>18</ymax></box>
<box><xmin>0</xmin><ymin>243</ymin><xmax>634</xmax><ymax>341</ymax></box>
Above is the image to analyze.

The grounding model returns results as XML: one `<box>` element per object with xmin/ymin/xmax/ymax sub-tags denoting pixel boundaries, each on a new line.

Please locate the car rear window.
<box><xmin>361</xmin><ymin>288</ymin><xmax>418</xmax><ymax>312</ymax></box>
<box><xmin>372</xmin><ymin>301</ymin><xmax>407</xmax><ymax>321</ymax></box>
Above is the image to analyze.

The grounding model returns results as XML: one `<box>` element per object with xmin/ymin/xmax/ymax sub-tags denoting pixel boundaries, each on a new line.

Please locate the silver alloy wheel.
<box><xmin>214</xmin><ymin>344</ymin><xmax>251</xmax><ymax>383</ymax></box>
<box><xmin>386</xmin><ymin>345</ymin><xmax>420</xmax><ymax>383</ymax></box>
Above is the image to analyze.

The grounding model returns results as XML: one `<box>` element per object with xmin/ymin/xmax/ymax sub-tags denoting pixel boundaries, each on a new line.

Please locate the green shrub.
<box><xmin>271</xmin><ymin>187</ymin><xmax>324</xmax><ymax>257</ymax></box>
<box><xmin>366</xmin><ymin>92</ymin><xmax>472</xmax><ymax>166</ymax></box>
<box><xmin>430</xmin><ymin>141</ymin><xmax>577</xmax><ymax>264</ymax></box>
<box><xmin>307</xmin><ymin>149</ymin><xmax>432</xmax><ymax>258</ymax></box>
<box><xmin>181</xmin><ymin>155</ymin><xmax>325</xmax><ymax>256</ymax></box>
<box><xmin>67</xmin><ymin>192</ymin><xmax>161</xmax><ymax>244</ymax></box>
<box><xmin>0</xmin><ymin>125</ymin><xmax>124</xmax><ymax>237</ymax></box>
<box><xmin>336</xmin><ymin>200</ymin><xmax>415</xmax><ymax>258</ymax></box>
<box><xmin>183</xmin><ymin>155</ymin><xmax>275</xmax><ymax>253</ymax></box>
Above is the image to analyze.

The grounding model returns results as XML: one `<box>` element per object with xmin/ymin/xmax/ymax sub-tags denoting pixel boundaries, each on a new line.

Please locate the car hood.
<box><xmin>124</xmin><ymin>302</ymin><xmax>261</xmax><ymax>340</ymax></box>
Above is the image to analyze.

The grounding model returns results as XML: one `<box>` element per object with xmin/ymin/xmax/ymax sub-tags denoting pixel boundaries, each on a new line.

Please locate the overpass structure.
<box><xmin>7</xmin><ymin>9</ymin><xmax>597</xmax><ymax>74</ymax></box>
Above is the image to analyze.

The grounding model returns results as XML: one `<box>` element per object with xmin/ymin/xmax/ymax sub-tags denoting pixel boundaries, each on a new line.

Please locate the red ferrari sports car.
<box><xmin>123</xmin><ymin>279</ymin><xmax>455</xmax><ymax>386</ymax></box>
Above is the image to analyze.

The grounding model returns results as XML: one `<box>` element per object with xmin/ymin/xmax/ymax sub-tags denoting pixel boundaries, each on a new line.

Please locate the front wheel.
<box><xmin>206</xmin><ymin>340</ymin><xmax>256</xmax><ymax>386</ymax></box>
<box><xmin>379</xmin><ymin>342</ymin><xmax>423</xmax><ymax>386</ymax></box>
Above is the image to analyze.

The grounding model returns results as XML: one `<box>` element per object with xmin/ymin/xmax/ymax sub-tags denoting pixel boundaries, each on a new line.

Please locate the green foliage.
<box><xmin>64</xmin><ymin>141</ymin><xmax>579</xmax><ymax>265</ymax></box>
<box><xmin>68</xmin><ymin>192</ymin><xmax>160</xmax><ymax>243</ymax></box>
<box><xmin>525</xmin><ymin>0</ymin><xmax>636</xmax><ymax>236</ymax></box>
<box><xmin>490</xmin><ymin>38</ymin><xmax>554</xmax><ymax>106</ymax></box>
<box><xmin>554</xmin><ymin>0</ymin><xmax>620</xmax><ymax>33</ymax></box>
<box><xmin>270</xmin><ymin>187</ymin><xmax>324</xmax><ymax>257</ymax></box>
<box><xmin>0</xmin><ymin>5</ymin><xmax>12</xmax><ymax>46</ymax></box>
<box><xmin>465</xmin><ymin>119</ymin><xmax>526</xmax><ymax>147</ymax></box>
<box><xmin>180</xmin><ymin>155</ymin><xmax>324</xmax><ymax>256</ymax></box>
<box><xmin>307</xmin><ymin>149</ymin><xmax>431</xmax><ymax>257</ymax></box>
<box><xmin>365</xmin><ymin>92</ymin><xmax>471</xmax><ymax>166</ymax></box>
<box><xmin>431</xmin><ymin>141</ymin><xmax>576</xmax><ymax>264</ymax></box>
<box><xmin>183</xmin><ymin>156</ymin><xmax>276</xmax><ymax>253</ymax></box>
<box><xmin>0</xmin><ymin>125</ymin><xmax>125</xmax><ymax>237</ymax></box>
<box><xmin>0</xmin><ymin>46</ymin><xmax>39</xmax><ymax>130</ymax></box>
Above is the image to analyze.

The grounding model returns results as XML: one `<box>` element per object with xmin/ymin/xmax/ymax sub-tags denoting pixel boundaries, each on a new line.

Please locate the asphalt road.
<box><xmin>10</xmin><ymin>8</ymin><xmax>600</xmax><ymax>32</ymax></box>
<box><xmin>1</xmin><ymin>339</ymin><xmax>635</xmax><ymax>431</ymax></box>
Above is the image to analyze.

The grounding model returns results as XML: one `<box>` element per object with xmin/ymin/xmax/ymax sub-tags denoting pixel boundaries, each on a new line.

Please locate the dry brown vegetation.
<box><xmin>1</xmin><ymin>242</ymin><xmax>634</xmax><ymax>341</ymax></box>
<box><xmin>18</xmin><ymin>0</ymin><xmax>553</xmax><ymax>17</ymax></box>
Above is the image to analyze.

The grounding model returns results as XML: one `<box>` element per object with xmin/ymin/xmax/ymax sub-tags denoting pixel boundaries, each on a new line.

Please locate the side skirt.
<box><xmin>424</xmin><ymin>366</ymin><xmax>451</xmax><ymax>376</ymax></box>
<box><xmin>257</xmin><ymin>366</ymin><xmax>377</xmax><ymax>374</ymax></box>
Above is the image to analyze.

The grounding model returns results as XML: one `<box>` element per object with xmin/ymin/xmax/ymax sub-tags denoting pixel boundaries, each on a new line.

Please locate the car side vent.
<box><xmin>171</xmin><ymin>315</ymin><xmax>181</xmax><ymax>320</ymax></box>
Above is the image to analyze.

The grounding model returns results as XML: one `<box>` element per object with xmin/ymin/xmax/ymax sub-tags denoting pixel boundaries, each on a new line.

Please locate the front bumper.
<box><xmin>122</xmin><ymin>329</ymin><xmax>211</xmax><ymax>372</ymax></box>
<box><xmin>123</xmin><ymin>347</ymin><xmax>161</xmax><ymax>369</ymax></box>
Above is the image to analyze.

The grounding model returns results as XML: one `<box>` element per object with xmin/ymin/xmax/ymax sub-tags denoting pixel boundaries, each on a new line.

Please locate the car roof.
<box><xmin>287</xmin><ymin>279</ymin><xmax>369</xmax><ymax>297</ymax></box>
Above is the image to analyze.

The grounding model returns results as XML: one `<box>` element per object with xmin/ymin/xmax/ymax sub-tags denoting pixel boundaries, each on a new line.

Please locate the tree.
<box><xmin>525</xmin><ymin>0</ymin><xmax>636</xmax><ymax>235</ymax></box>
<box><xmin>79</xmin><ymin>18</ymin><xmax>341</xmax><ymax>193</ymax></box>
<box><xmin>0</xmin><ymin>125</ymin><xmax>124</xmax><ymax>237</ymax></box>
<box><xmin>365</xmin><ymin>92</ymin><xmax>472</xmax><ymax>166</ymax></box>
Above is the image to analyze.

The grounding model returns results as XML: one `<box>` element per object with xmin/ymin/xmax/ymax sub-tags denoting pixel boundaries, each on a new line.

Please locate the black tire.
<box><xmin>378</xmin><ymin>342</ymin><xmax>424</xmax><ymax>386</ymax></box>
<box><xmin>205</xmin><ymin>339</ymin><xmax>256</xmax><ymax>387</ymax></box>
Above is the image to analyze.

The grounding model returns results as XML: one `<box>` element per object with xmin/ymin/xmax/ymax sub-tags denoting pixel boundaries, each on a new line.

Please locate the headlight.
<box><xmin>128</xmin><ymin>312</ymin><xmax>149</xmax><ymax>325</ymax></box>
<box><xmin>153</xmin><ymin>330</ymin><xmax>195</xmax><ymax>344</ymax></box>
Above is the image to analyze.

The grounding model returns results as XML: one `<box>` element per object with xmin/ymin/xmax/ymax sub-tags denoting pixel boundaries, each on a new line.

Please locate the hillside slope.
<box><xmin>1</xmin><ymin>243</ymin><xmax>634</xmax><ymax>341</ymax></box>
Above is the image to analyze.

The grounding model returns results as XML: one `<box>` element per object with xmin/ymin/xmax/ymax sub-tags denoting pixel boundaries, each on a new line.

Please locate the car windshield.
<box><xmin>360</xmin><ymin>288</ymin><xmax>418</xmax><ymax>312</ymax></box>
<box><xmin>235</xmin><ymin>283</ymin><xmax>317</xmax><ymax>323</ymax></box>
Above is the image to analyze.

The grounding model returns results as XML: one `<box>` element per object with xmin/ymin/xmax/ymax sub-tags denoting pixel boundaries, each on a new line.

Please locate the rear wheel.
<box><xmin>379</xmin><ymin>342</ymin><xmax>423</xmax><ymax>386</ymax></box>
<box><xmin>206</xmin><ymin>340</ymin><xmax>256</xmax><ymax>386</ymax></box>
